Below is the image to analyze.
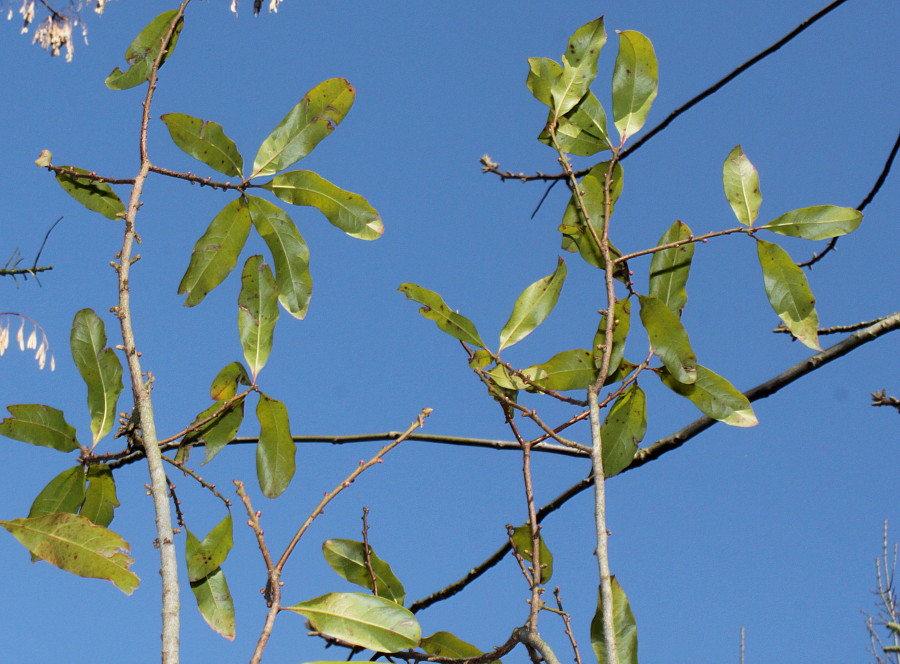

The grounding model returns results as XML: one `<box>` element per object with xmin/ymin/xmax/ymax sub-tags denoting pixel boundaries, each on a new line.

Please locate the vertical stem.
<box><xmin>551</xmin><ymin>123</ymin><xmax>622</xmax><ymax>662</ymax></box>
<box><xmin>114</xmin><ymin>6</ymin><xmax>190</xmax><ymax>662</ymax></box>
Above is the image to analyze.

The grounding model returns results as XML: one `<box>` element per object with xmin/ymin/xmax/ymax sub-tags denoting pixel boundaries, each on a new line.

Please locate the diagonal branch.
<box><xmin>408</xmin><ymin>311</ymin><xmax>900</xmax><ymax>613</ymax></box>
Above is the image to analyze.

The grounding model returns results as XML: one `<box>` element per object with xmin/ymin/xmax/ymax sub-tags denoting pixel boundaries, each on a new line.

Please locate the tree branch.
<box><xmin>408</xmin><ymin>312</ymin><xmax>900</xmax><ymax>613</ymax></box>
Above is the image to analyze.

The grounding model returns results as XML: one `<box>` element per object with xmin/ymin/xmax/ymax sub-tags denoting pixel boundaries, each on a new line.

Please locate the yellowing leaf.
<box><xmin>756</xmin><ymin>239</ymin><xmax>820</xmax><ymax>350</ymax></box>
<box><xmin>499</xmin><ymin>258</ymin><xmax>566</xmax><ymax>350</ymax></box>
<box><xmin>286</xmin><ymin>592</ymin><xmax>420</xmax><ymax>653</ymax></box>
<box><xmin>612</xmin><ymin>30</ymin><xmax>658</xmax><ymax>142</ymax></box>
<box><xmin>722</xmin><ymin>146</ymin><xmax>761</xmax><ymax>226</ymax></box>
<box><xmin>398</xmin><ymin>283</ymin><xmax>486</xmax><ymax>349</ymax></box>
<box><xmin>1</xmin><ymin>513</ymin><xmax>139</xmax><ymax>594</ymax></box>
<box><xmin>659</xmin><ymin>364</ymin><xmax>758</xmax><ymax>427</ymax></box>
<box><xmin>761</xmin><ymin>205</ymin><xmax>862</xmax><ymax>240</ymax></box>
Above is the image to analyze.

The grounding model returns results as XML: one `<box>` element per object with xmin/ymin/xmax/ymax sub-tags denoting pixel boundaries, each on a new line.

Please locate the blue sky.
<box><xmin>1</xmin><ymin>1</ymin><xmax>898</xmax><ymax>662</ymax></box>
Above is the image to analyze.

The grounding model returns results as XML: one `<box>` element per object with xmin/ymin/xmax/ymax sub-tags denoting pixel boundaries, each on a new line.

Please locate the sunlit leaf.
<box><xmin>484</xmin><ymin>364</ymin><xmax>526</xmax><ymax>391</ymax></box>
<box><xmin>70</xmin><ymin>309</ymin><xmax>123</xmax><ymax>447</ymax></box>
<box><xmin>190</xmin><ymin>567</ymin><xmax>235</xmax><ymax>641</ymax></box>
<box><xmin>322</xmin><ymin>539</ymin><xmax>406</xmax><ymax>604</ymax></box>
<box><xmin>421</xmin><ymin>632</ymin><xmax>499</xmax><ymax>663</ymax></box>
<box><xmin>594</xmin><ymin>298</ymin><xmax>631</xmax><ymax>379</ymax></box>
<box><xmin>80</xmin><ymin>464</ymin><xmax>119</xmax><ymax>528</ymax></box>
<box><xmin>539</xmin><ymin>91</ymin><xmax>611</xmax><ymax>156</ymax></box>
<box><xmin>286</xmin><ymin>592</ymin><xmax>420</xmax><ymax>652</ymax></box>
<box><xmin>256</xmin><ymin>394</ymin><xmax>295</xmax><ymax>498</ymax></box>
<box><xmin>160</xmin><ymin>113</ymin><xmax>243</xmax><ymax>178</ymax></box>
<box><xmin>499</xmin><ymin>258</ymin><xmax>567</xmax><ymax>351</ymax></box>
<box><xmin>247</xmin><ymin>196</ymin><xmax>312</xmax><ymax>319</ymax></box>
<box><xmin>551</xmin><ymin>17</ymin><xmax>607</xmax><ymax>116</ymax></box>
<box><xmin>522</xmin><ymin>349</ymin><xmax>596</xmax><ymax>392</ymax></box>
<box><xmin>252</xmin><ymin>78</ymin><xmax>355</xmax><ymax>177</ymax></box>
<box><xmin>105</xmin><ymin>10</ymin><xmax>183</xmax><ymax>90</ymax></box>
<box><xmin>1</xmin><ymin>513</ymin><xmax>139</xmax><ymax>594</ymax></box>
<box><xmin>0</xmin><ymin>404</ymin><xmax>78</xmax><ymax>452</ymax></box>
<box><xmin>55</xmin><ymin>167</ymin><xmax>125</xmax><ymax>220</ymax></box>
<box><xmin>612</xmin><ymin>30</ymin><xmax>658</xmax><ymax>142</ymax></box>
<box><xmin>756</xmin><ymin>239</ymin><xmax>820</xmax><ymax>350</ymax></box>
<box><xmin>178</xmin><ymin>197</ymin><xmax>252</xmax><ymax>307</ymax></box>
<box><xmin>209</xmin><ymin>362</ymin><xmax>251</xmax><ymax>401</ymax></box>
<box><xmin>510</xmin><ymin>524</ymin><xmax>554</xmax><ymax>583</ymax></box>
<box><xmin>264</xmin><ymin>170</ymin><xmax>383</xmax><ymax>241</ymax></box>
<box><xmin>760</xmin><ymin>205</ymin><xmax>862</xmax><ymax>240</ymax></box>
<box><xmin>659</xmin><ymin>364</ymin><xmax>758</xmax><ymax>427</ymax></box>
<box><xmin>638</xmin><ymin>295</ymin><xmax>697</xmax><ymax>384</ymax></box>
<box><xmin>398</xmin><ymin>283</ymin><xmax>486</xmax><ymax>349</ymax></box>
<box><xmin>591</xmin><ymin>576</ymin><xmax>638</xmax><ymax>664</ymax></box>
<box><xmin>238</xmin><ymin>256</ymin><xmax>279</xmax><ymax>380</ymax></box>
<box><xmin>526</xmin><ymin>57</ymin><xmax>562</xmax><ymax>108</ymax></box>
<box><xmin>722</xmin><ymin>146</ymin><xmax>761</xmax><ymax>226</ymax></box>
<box><xmin>599</xmin><ymin>384</ymin><xmax>645</xmax><ymax>477</ymax></box>
<box><xmin>186</xmin><ymin>513</ymin><xmax>233</xmax><ymax>583</ymax></box>
<box><xmin>649</xmin><ymin>220</ymin><xmax>694</xmax><ymax>314</ymax></box>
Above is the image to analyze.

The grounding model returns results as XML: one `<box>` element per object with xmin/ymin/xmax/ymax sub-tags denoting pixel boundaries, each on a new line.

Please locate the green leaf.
<box><xmin>398</xmin><ymin>283</ymin><xmax>486</xmax><ymax>349</ymax></box>
<box><xmin>559</xmin><ymin>161</ymin><xmax>623</xmax><ymax>270</ymax></box>
<box><xmin>322</xmin><ymin>539</ymin><xmax>406</xmax><ymax>604</ymax></box>
<box><xmin>264</xmin><ymin>170</ymin><xmax>383</xmax><ymax>240</ymax></box>
<box><xmin>722</xmin><ymin>146</ymin><xmax>761</xmax><ymax>226</ymax></box>
<box><xmin>0</xmin><ymin>404</ymin><xmax>78</xmax><ymax>452</ymax></box>
<box><xmin>105</xmin><ymin>10</ymin><xmax>183</xmax><ymax>90</ymax></box>
<box><xmin>160</xmin><ymin>113</ymin><xmax>243</xmax><ymax>178</ymax></box>
<box><xmin>28</xmin><ymin>467</ymin><xmax>86</xmax><ymax>520</ymax></box>
<box><xmin>80</xmin><ymin>465</ymin><xmax>119</xmax><ymax>528</ymax></box>
<box><xmin>286</xmin><ymin>592</ymin><xmax>420</xmax><ymax>652</ymax></box>
<box><xmin>510</xmin><ymin>524</ymin><xmax>554</xmax><ymax>583</ymax></box>
<box><xmin>648</xmin><ymin>220</ymin><xmax>694</xmax><ymax>314</ymax></box>
<box><xmin>638</xmin><ymin>295</ymin><xmax>697</xmax><ymax>384</ymax></box>
<box><xmin>55</xmin><ymin>167</ymin><xmax>126</xmax><ymax>220</ymax></box>
<box><xmin>499</xmin><ymin>257</ymin><xmax>567</xmax><ymax>351</ymax></box>
<box><xmin>178</xmin><ymin>197</ymin><xmax>252</xmax><ymax>307</ymax></box>
<box><xmin>599</xmin><ymin>384</ymin><xmax>646</xmax><ymax>477</ymax></box>
<box><xmin>247</xmin><ymin>196</ymin><xmax>312</xmax><ymax>319</ymax></box>
<box><xmin>526</xmin><ymin>57</ymin><xmax>562</xmax><ymax>108</ymax></box>
<box><xmin>539</xmin><ymin>91</ymin><xmax>611</xmax><ymax>156</ymax></box>
<box><xmin>551</xmin><ymin>18</ymin><xmax>607</xmax><ymax>116</ymax></box>
<box><xmin>209</xmin><ymin>362</ymin><xmax>252</xmax><ymax>401</ymax></box>
<box><xmin>612</xmin><ymin>30</ymin><xmax>658</xmax><ymax>142</ymax></box>
<box><xmin>484</xmin><ymin>364</ymin><xmax>526</xmax><ymax>391</ymax></box>
<box><xmin>70</xmin><ymin>309</ymin><xmax>124</xmax><ymax>447</ymax></box>
<box><xmin>186</xmin><ymin>513</ymin><xmax>233</xmax><ymax>582</ymax></box>
<box><xmin>179</xmin><ymin>398</ymin><xmax>245</xmax><ymax>465</ymax></box>
<box><xmin>256</xmin><ymin>394</ymin><xmax>295</xmax><ymax>498</ymax></box>
<box><xmin>252</xmin><ymin>78</ymin><xmax>356</xmax><ymax>178</ymax></box>
<box><xmin>756</xmin><ymin>240</ymin><xmax>820</xmax><ymax>350</ymax></box>
<box><xmin>522</xmin><ymin>349</ymin><xmax>596</xmax><ymax>392</ymax></box>
<box><xmin>190</xmin><ymin>567</ymin><xmax>235</xmax><ymax>641</ymax></box>
<box><xmin>760</xmin><ymin>205</ymin><xmax>862</xmax><ymax>240</ymax></box>
<box><xmin>591</xmin><ymin>576</ymin><xmax>638</xmax><ymax>664</ymax></box>
<box><xmin>238</xmin><ymin>256</ymin><xmax>280</xmax><ymax>381</ymax></box>
<box><xmin>594</xmin><ymin>298</ymin><xmax>631</xmax><ymax>379</ymax></box>
<box><xmin>659</xmin><ymin>364</ymin><xmax>758</xmax><ymax>427</ymax></box>
<box><xmin>421</xmin><ymin>631</ymin><xmax>499</xmax><ymax>663</ymax></box>
<box><xmin>1</xmin><ymin>513</ymin><xmax>139</xmax><ymax>594</ymax></box>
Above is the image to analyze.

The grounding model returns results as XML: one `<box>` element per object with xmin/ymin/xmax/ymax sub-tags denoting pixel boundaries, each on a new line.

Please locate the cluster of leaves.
<box><xmin>399</xmin><ymin>16</ymin><xmax>862</xmax><ymax>662</ymax></box>
<box><xmin>3</xmin><ymin>7</ymin><xmax>388</xmax><ymax>642</ymax></box>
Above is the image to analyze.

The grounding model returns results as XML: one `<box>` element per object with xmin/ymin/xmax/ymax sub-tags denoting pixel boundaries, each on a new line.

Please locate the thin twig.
<box><xmin>553</xmin><ymin>587</ymin><xmax>584</xmax><ymax>664</ymax></box>
<box><xmin>871</xmin><ymin>390</ymin><xmax>900</xmax><ymax>414</ymax></box>
<box><xmin>248</xmin><ymin>409</ymin><xmax>432</xmax><ymax>663</ymax></box>
<box><xmin>160</xmin><ymin>454</ymin><xmax>232</xmax><ymax>507</ymax></box>
<box><xmin>799</xmin><ymin>130</ymin><xmax>900</xmax><ymax>268</ymax></box>
<box><xmin>360</xmin><ymin>507</ymin><xmax>379</xmax><ymax>596</ymax></box>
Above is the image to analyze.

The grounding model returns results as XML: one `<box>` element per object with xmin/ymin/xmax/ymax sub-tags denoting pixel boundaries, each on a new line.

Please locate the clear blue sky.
<box><xmin>1</xmin><ymin>1</ymin><xmax>898</xmax><ymax>662</ymax></box>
